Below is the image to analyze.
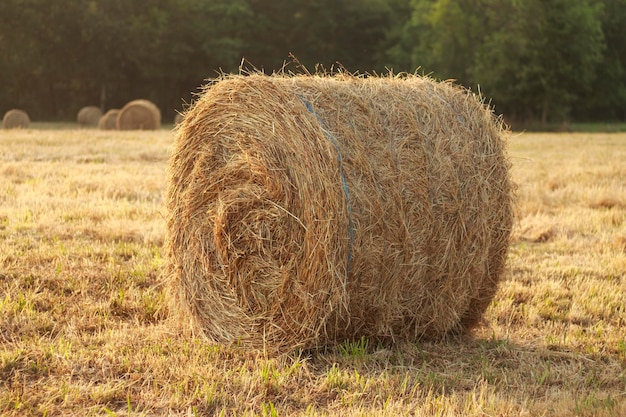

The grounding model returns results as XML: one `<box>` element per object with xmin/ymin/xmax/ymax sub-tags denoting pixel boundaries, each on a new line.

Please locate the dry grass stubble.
<box><xmin>0</xmin><ymin>129</ymin><xmax>625</xmax><ymax>416</ymax></box>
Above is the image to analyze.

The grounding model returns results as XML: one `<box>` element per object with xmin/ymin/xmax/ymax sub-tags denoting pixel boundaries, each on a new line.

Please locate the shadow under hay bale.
<box><xmin>166</xmin><ymin>73</ymin><xmax>513</xmax><ymax>354</ymax></box>
<box><xmin>2</xmin><ymin>109</ymin><xmax>30</xmax><ymax>129</ymax></box>
<box><xmin>117</xmin><ymin>99</ymin><xmax>161</xmax><ymax>130</ymax></box>
<box><xmin>98</xmin><ymin>109</ymin><xmax>120</xmax><ymax>130</ymax></box>
<box><xmin>77</xmin><ymin>106</ymin><xmax>103</xmax><ymax>127</ymax></box>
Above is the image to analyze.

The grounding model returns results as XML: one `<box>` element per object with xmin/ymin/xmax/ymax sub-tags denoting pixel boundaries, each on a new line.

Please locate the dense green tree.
<box><xmin>0</xmin><ymin>1</ymin><xmax>42</xmax><ymax>115</ymax></box>
<box><xmin>473</xmin><ymin>0</ymin><xmax>604</xmax><ymax>124</ymax></box>
<box><xmin>574</xmin><ymin>0</ymin><xmax>626</xmax><ymax>121</ymax></box>
<box><xmin>124</xmin><ymin>0</ymin><xmax>253</xmax><ymax>114</ymax></box>
<box><xmin>386</xmin><ymin>0</ymin><xmax>491</xmax><ymax>84</ymax></box>
<box><xmin>390</xmin><ymin>0</ymin><xmax>606</xmax><ymax>124</ymax></box>
<box><xmin>243</xmin><ymin>0</ymin><xmax>392</xmax><ymax>74</ymax></box>
<box><xmin>0</xmin><ymin>0</ymin><xmax>97</xmax><ymax>119</ymax></box>
<box><xmin>1</xmin><ymin>0</ymin><xmax>624</xmax><ymax>123</ymax></box>
<box><xmin>383</xmin><ymin>0</ymin><xmax>423</xmax><ymax>73</ymax></box>
<box><xmin>0</xmin><ymin>0</ymin><xmax>251</xmax><ymax>120</ymax></box>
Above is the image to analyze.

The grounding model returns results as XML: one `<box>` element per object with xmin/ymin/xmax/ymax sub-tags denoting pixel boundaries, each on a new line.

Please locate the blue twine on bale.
<box><xmin>299</xmin><ymin>96</ymin><xmax>355</xmax><ymax>275</ymax></box>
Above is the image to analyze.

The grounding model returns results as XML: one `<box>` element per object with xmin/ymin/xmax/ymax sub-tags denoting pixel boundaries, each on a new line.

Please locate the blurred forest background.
<box><xmin>1</xmin><ymin>0</ymin><xmax>624</xmax><ymax>126</ymax></box>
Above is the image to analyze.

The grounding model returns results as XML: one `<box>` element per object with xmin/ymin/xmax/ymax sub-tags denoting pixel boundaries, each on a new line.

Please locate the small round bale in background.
<box><xmin>2</xmin><ymin>109</ymin><xmax>30</xmax><ymax>129</ymax></box>
<box><xmin>77</xmin><ymin>106</ymin><xmax>103</xmax><ymax>127</ymax></box>
<box><xmin>166</xmin><ymin>73</ymin><xmax>513</xmax><ymax>354</ymax></box>
<box><xmin>98</xmin><ymin>109</ymin><xmax>120</xmax><ymax>130</ymax></box>
<box><xmin>116</xmin><ymin>99</ymin><xmax>161</xmax><ymax>130</ymax></box>
<box><xmin>173</xmin><ymin>112</ymin><xmax>184</xmax><ymax>126</ymax></box>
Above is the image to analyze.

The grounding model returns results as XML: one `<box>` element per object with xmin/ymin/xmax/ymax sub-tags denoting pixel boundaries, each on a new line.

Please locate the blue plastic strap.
<box><xmin>299</xmin><ymin>96</ymin><xmax>355</xmax><ymax>275</ymax></box>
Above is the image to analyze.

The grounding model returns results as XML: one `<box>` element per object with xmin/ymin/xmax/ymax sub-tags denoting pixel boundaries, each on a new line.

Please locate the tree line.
<box><xmin>1</xmin><ymin>0</ymin><xmax>624</xmax><ymax>125</ymax></box>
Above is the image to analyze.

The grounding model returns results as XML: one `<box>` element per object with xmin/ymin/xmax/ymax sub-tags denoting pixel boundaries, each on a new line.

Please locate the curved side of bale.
<box><xmin>77</xmin><ymin>106</ymin><xmax>103</xmax><ymax>126</ymax></box>
<box><xmin>117</xmin><ymin>99</ymin><xmax>161</xmax><ymax>130</ymax></box>
<box><xmin>166</xmin><ymin>74</ymin><xmax>513</xmax><ymax>353</ymax></box>
<box><xmin>98</xmin><ymin>109</ymin><xmax>120</xmax><ymax>130</ymax></box>
<box><xmin>2</xmin><ymin>109</ymin><xmax>30</xmax><ymax>129</ymax></box>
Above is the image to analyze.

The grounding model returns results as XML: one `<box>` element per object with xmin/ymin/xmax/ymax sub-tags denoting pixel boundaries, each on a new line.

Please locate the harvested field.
<box><xmin>0</xmin><ymin>128</ymin><xmax>625</xmax><ymax>416</ymax></box>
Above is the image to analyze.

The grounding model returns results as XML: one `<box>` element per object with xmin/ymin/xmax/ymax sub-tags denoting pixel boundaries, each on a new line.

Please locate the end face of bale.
<box><xmin>77</xmin><ymin>106</ymin><xmax>103</xmax><ymax>127</ymax></box>
<box><xmin>117</xmin><ymin>99</ymin><xmax>161</xmax><ymax>130</ymax></box>
<box><xmin>98</xmin><ymin>109</ymin><xmax>120</xmax><ymax>130</ymax></box>
<box><xmin>165</xmin><ymin>73</ymin><xmax>513</xmax><ymax>354</ymax></box>
<box><xmin>3</xmin><ymin>109</ymin><xmax>30</xmax><ymax>129</ymax></box>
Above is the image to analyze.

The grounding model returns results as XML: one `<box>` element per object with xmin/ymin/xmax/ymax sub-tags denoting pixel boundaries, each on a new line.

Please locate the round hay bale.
<box><xmin>2</xmin><ymin>109</ymin><xmax>30</xmax><ymax>129</ymax></box>
<box><xmin>98</xmin><ymin>109</ymin><xmax>120</xmax><ymax>130</ymax></box>
<box><xmin>173</xmin><ymin>112</ymin><xmax>184</xmax><ymax>126</ymax></box>
<box><xmin>117</xmin><ymin>99</ymin><xmax>161</xmax><ymax>130</ymax></box>
<box><xmin>77</xmin><ymin>106</ymin><xmax>103</xmax><ymax>127</ymax></box>
<box><xmin>166</xmin><ymin>73</ymin><xmax>513</xmax><ymax>353</ymax></box>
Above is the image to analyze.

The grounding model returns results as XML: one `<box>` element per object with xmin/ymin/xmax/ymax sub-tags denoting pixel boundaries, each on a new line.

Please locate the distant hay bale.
<box><xmin>173</xmin><ymin>112</ymin><xmax>184</xmax><ymax>126</ymax></box>
<box><xmin>166</xmin><ymin>73</ymin><xmax>513</xmax><ymax>353</ymax></box>
<box><xmin>2</xmin><ymin>109</ymin><xmax>30</xmax><ymax>129</ymax></box>
<box><xmin>77</xmin><ymin>106</ymin><xmax>103</xmax><ymax>127</ymax></box>
<box><xmin>98</xmin><ymin>109</ymin><xmax>120</xmax><ymax>130</ymax></box>
<box><xmin>117</xmin><ymin>99</ymin><xmax>161</xmax><ymax>130</ymax></box>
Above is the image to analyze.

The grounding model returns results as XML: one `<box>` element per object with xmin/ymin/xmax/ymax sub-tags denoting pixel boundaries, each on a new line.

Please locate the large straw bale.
<box><xmin>166</xmin><ymin>73</ymin><xmax>513</xmax><ymax>353</ymax></box>
<box><xmin>77</xmin><ymin>106</ymin><xmax>103</xmax><ymax>126</ymax></box>
<box><xmin>2</xmin><ymin>109</ymin><xmax>30</xmax><ymax>129</ymax></box>
<box><xmin>117</xmin><ymin>99</ymin><xmax>161</xmax><ymax>130</ymax></box>
<box><xmin>98</xmin><ymin>109</ymin><xmax>120</xmax><ymax>130</ymax></box>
